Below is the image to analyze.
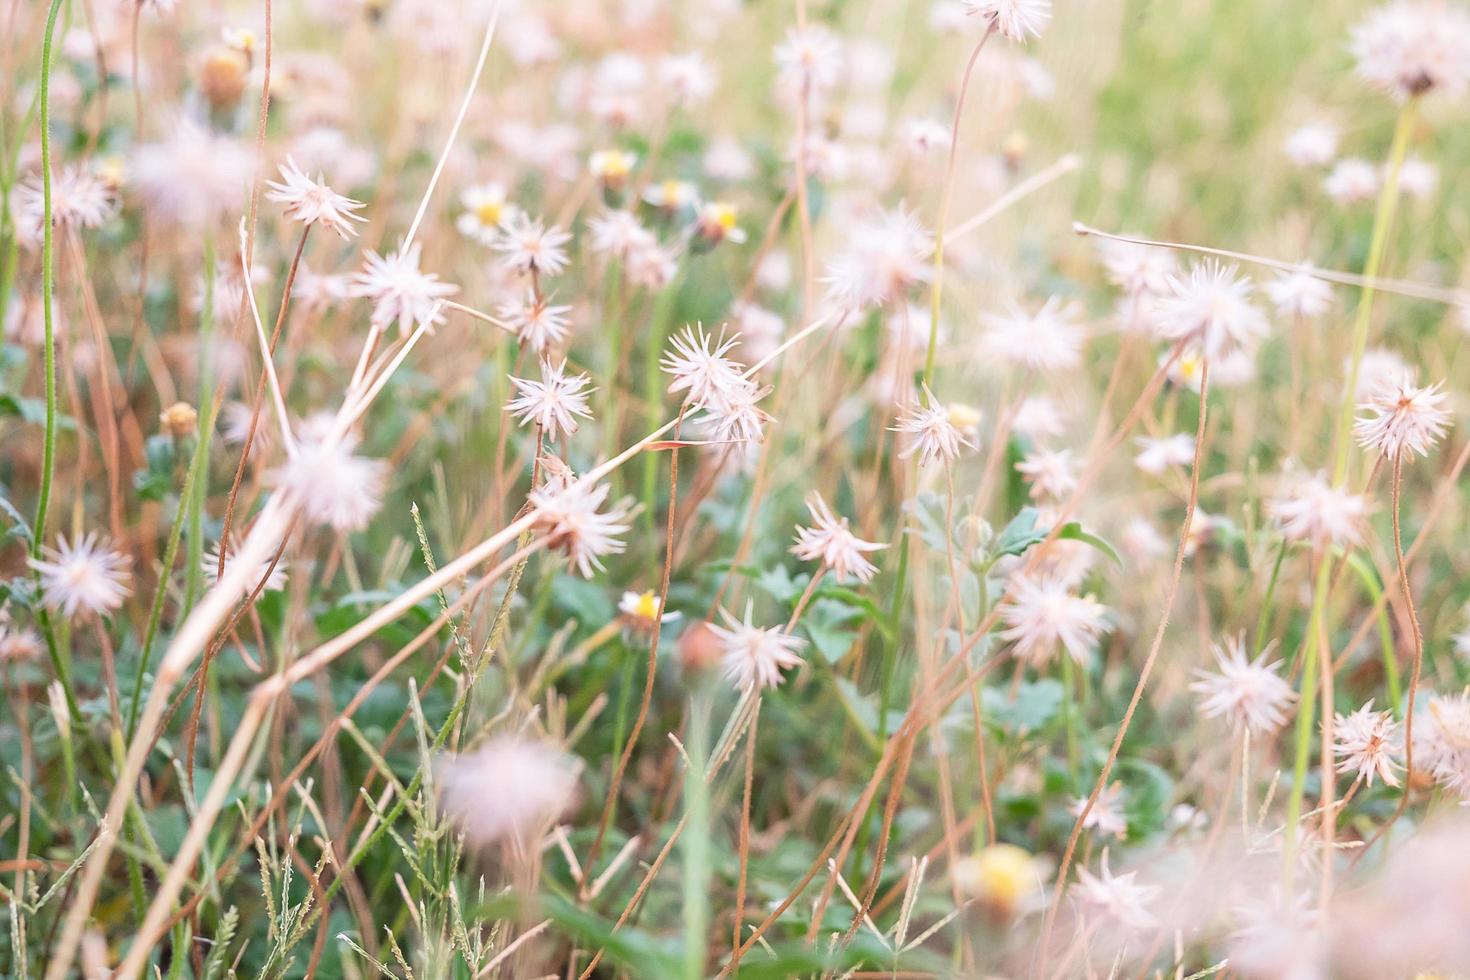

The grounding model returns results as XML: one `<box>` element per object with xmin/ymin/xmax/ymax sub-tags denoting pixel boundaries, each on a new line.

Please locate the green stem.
<box><xmin>1251</xmin><ymin>537</ymin><xmax>1288</xmax><ymax>658</ymax></box>
<box><xmin>1330</xmin><ymin>98</ymin><xmax>1417</xmax><ymax>487</ymax></box>
<box><xmin>183</xmin><ymin>232</ymin><xmax>217</xmax><ymax>614</ymax></box>
<box><xmin>130</xmin><ymin>408</ymin><xmax>212</xmax><ymax>739</ymax></box>
<box><xmin>680</xmin><ymin>690</ymin><xmax>712</xmax><ymax>980</ymax></box>
<box><xmin>31</xmin><ymin>0</ymin><xmax>65</xmax><ymax>558</ymax></box>
<box><xmin>641</xmin><ymin>268</ymin><xmax>682</xmax><ymax>535</ymax></box>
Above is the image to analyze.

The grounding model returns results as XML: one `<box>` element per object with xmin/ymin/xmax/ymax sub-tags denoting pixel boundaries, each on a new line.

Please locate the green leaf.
<box><xmin>994</xmin><ymin>506</ymin><xmax>1048</xmax><ymax>558</ymax></box>
<box><xmin>1056</xmin><ymin>522</ymin><xmax>1124</xmax><ymax>566</ymax></box>
<box><xmin>982</xmin><ymin>679</ymin><xmax>1064</xmax><ymax>735</ymax></box>
<box><xmin>802</xmin><ymin>598</ymin><xmax>862</xmax><ymax>664</ymax></box>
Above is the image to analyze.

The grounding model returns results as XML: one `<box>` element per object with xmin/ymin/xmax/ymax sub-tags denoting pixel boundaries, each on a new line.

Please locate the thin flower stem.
<box><xmin>30</xmin><ymin>0</ymin><xmax>63</xmax><ymax>559</ymax></box>
<box><xmin>924</xmin><ymin>25</ymin><xmax>995</xmax><ymax>386</ymax></box>
<box><xmin>1038</xmin><ymin>357</ymin><xmax>1210</xmax><ymax>975</ymax></box>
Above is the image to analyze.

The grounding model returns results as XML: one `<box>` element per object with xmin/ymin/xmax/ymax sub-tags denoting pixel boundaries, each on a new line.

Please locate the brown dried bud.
<box><xmin>678</xmin><ymin>620</ymin><xmax>724</xmax><ymax>679</ymax></box>
<box><xmin>159</xmin><ymin>401</ymin><xmax>199</xmax><ymax>437</ymax></box>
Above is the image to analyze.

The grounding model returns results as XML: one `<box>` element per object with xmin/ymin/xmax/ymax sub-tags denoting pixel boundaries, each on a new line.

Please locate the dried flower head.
<box><xmin>272</xmin><ymin>418</ymin><xmax>387</xmax><ymax>533</ymax></box>
<box><xmin>711</xmin><ymin>602</ymin><xmax>807</xmax><ymax>691</ymax></box>
<box><xmin>1267</xmin><ymin>471</ymin><xmax>1370</xmax><ymax>549</ymax></box>
<box><xmin>893</xmin><ymin>384</ymin><xmax>972</xmax><ymax>465</ymax></box>
<box><xmin>1000</xmin><ymin>574</ymin><xmax>1110</xmax><ymax>667</ymax></box>
<box><xmin>1152</xmin><ymin>261</ymin><xmax>1268</xmax><ymax>359</ymax></box>
<box><xmin>1191</xmin><ymin>634</ymin><xmax>1297</xmax><ymax>732</ymax></box>
<box><xmin>265</xmin><ymin>156</ymin><xmax>365</xmax><ymax>238</ymax></box>
<box><xmin>529</xmin><ymin>478</ymin><xmax>632</xmax><ymax>579</ymax></box>
<box><xmin>791</xmin><ymin>492</ymin><xmax>887</xmax><ymax>584</ymax></box>
<box><xmin>1332</xmin><ymin>700</ymin><xmax>1401</xmax><ymax>787</ymax></box>
<box><xmin>1071</xmin><ymin>852</ymin><xmax>1159</xmax><ymax>930</ymax></box>
<box><xmin>964</xmin><ymin>0</ymin><xmax>1052</xmax><ymax>43</ymax></box>
<box><xmin>438</xmin><ymin>736</ymin><xmax>579</xmax><ymax>849</ymax></box>
<box><xmin>495</xmin><ymin>212</ymin><xmax>572</xmax><ymax>277</ymax></box>
<box><xmin>506</xmin><ymin>359</ymin><xmax>595</xmax><ymax>439</ymax></box>
<box><xmin>1354</xmin><ymin>378</ymin><xmax>1452</xmax><ymax>460</ymax></box>
<box><xmin>1350</xmin><ymin>1</ymin><xmax>1470</xmax><ymax>101</ymax></box>
<box><xmin>30</xmin><ymin>533</ymin><xmax>132</xmax><ymax>617</ymax></box>
<box><xmin>350</xmin><ymin>242</ymin><xmax>456</xmax><ymax>337</ymax></box>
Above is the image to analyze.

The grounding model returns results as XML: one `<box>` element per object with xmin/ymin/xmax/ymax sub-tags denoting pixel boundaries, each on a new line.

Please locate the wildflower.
<box><xmin>1283</xmin><ymin>121</ymin><xmax>1340</xmax><ymax>167</ymax></box>
<box><xmin>1016</xmin><ymin>447</ymin><xmax>1077</xmax><ymax>500</ymax></box>
<box><xmin>1267</xmin><ymin>471</ymin><xmax>1369</xmax><ymax>549</ymax></box>
<box><xmin>1072</xmin><ymin>853</ymin><xmax>1159</xmax><ymax>929</ymax></box>
<box><xmin>822</xmin><ymin>205</ymin><xmax>933</xmax><ymax>311</ymax></box>
<box><xmin>1398</xmin><ymin>155</ymin><xmax>1439</xmax><ymax>199</ymax></box>
<box><xmin>264</xmin><ymin>157</ymin><xmax>365</xmax><ymax>239</ymax></box>
<box><xmin>588</xmin><ymin>209</ymin><xmax>656</xmax><ymax>258</ymax></box>
<box><xmin>619</xmin><ymin>590</ymin><xmax>679</xmax><ymax>638</ymax></box>
<box><xmin>159</xmin><ymin>401</ymin><xmax>199</xmax><ymax>437</ymax></box>
<box><xmin>1354</xmin><ymin>378</ymin><xmax>1452</xmax><ymax>460</ymax></box>
<box><xmin>893</xmin><ymin>384</ymin><xmax>972</xmax><ymax>465</ymax></box>
<box><xmin>273</xmin><ymin>416</ymin><xmax>387</xmax><ymax>533</ymax></box>
<box><xmin>1097</xmin><ymin>238</ymin><xmax>1176</xmax><ymax>297</ymax></box>
<box><xmin>1350</xmin><ymin>1</ymin><xmax>1470</xmax><ymax>101</ymax></box>
<box><xmin>697</xmin><ymin>380</ymin><xmax>773</xmax><ymax>444</ymax></box>
<box><xmin>438</xmin><ymin>736</ymin><xmax>579</xmax><ymax>849</ymax></box>
<box><xmin>1265</xmin><ymin>267</ymin><xmax>1335</xmax><ymax>319</ymax></box>
<box><xmin>964</xmin><ymin>0</ymin><xmax>1051</xmax><ymax>42</ymax></box>
<box><xmin>774</xmin><ymin>24</ymin><xmax>845</xmax><ymax>93</ymax></box>
<box><xmin>641</xmin><ymin>179</ymin><xmax>700</xmax><ymax>212</ymax></box>
<box><xmin>132</xmin><ymin>118</ymin><xmax>255</xmax><ymax>227</ymax></box>
<box><xmin>624</xmin><ymin>238</ymin><xmax>680</xmax><ymax>290</ymax></box>
<box><xmin>1013</xmin><ymin>396</ymin><xmax>1067</xmax><ymax>441</ymax></box>
<box><xmin>291</xmin><ymin>265</ymin><xmax>351</xmax><ymax>312</ymax></box>
<box><xmin>1191</xmin><ymin>635</ymin><xmax>1297</xmax><ymax>732</ymax></box>
<box><xmin>711</xmin><ymin>602</ymin><xmax>806</xmax><ymax>691</ymax></box>
<box><xmin>456</xmin><ymin>183</ymin><xmax>516</xmax><ymax>245</ymax></box>
<box><xmin>30</xmin><ymin>533</ymin><xmax>132</xmax><ymax>617</ymax></box>
<box><xmin>1000</xmin><ymin>574</ymin><xmax>1109</xmax><ymax>667</ymax></box>
<box><xmin>1152</xmin><ymin>261</ymin><xmax>1268</xmax><ymax>359</ymax></box>
<box><xmin>350</xmin><ymin>242</ymin><xmax>456</xmax><ymax>337</ymax></box>
<box><xmin>14</xmin><ymin>166</ymin><xmax>116</xmax><ymax>240</ymax></box>
<box><xmin>899</xmin><ymin>117</ymin><xmax>952</xmax><ymax>156</ymax></box>
<box><xmin>589</xmin><ymin>149</ymin><xmax>638</xmax><ymax>187</ymax></box>
<box><xmin>498</xmin><ymin>292</ymin><xmax>571</xmax><ymax>354</ymax></box>
<box><xmin>0</xmin><ymin>623</ymin><xmax>43</xmax><ymax>663</ymax></box>
<box><xmin>658</xmin><ymin>52</ymin><xmax>717</xmax><ymax>107</ymax></box>
<box><xmin>1355</xmin><ymin>347</ymin><xmax>1414</xmax><ymax>398</ymax></box>
<box><xmin>1412</xmin><ymin>692</ymin><xmax>1470</xmax><ymax>795</ymax></box>
<box><xmin>529</xmin><ymin>479</ymin><xmax>632</xmax><ymax>578</ymax></box>
<box><xmin>506</xmin><ymin>360</ymin><xmax>595</xmax><ymax>439</ymax></box>
<box><xmin>495</xmin><ymin>213</ymin><xmax>572</xmax><ymax>277</ymax></box>
<box><xmin>1072</xmin><ymin>783</ymin><xmax>1128</xmax><ymax>839</ymax></box>
<box><xmin>1333</xmin><ymin>700</ymin><xmax>1401</xmax><ymax>787</ymax></box>
<box><xmin>694</xmin><ymin>201</ymin><xmax>747</xmax><ymax>246</ymax></box>
<box><xmin>981</xmin><ymin>296</ymin><xmax>1085</xmax><ymax>373</ymax></box>
<box><xmin>791</xmin><ymin>492</ymin><xmax>887</xmax><ymax>584</ymax></box>
<box><xmin>952</xmin><ymin>844</ymin><xmax>1046</xmax><ymax>921</ymax></box>
<box><xmin>1324</xmin><ymin>158</ymin><xmax>1380</xmax><ymax>204</ymax></box>
<box><xmin>202</xmin><ymin>542</ymin><xmax>288</xmax><ymax>596</ymax></box>
<box><xmin>1133</xmin><ymin>433</ymin><xmax>1195</xmax><ymax>475</ymax></box>
<box><xmin>661</xmin><ymin>325</ymin><xmax>749</xmax><ymax>410</ymax></box>
<box><xmin>1227</xmin><ymin>894</ymin><xmax>1325</xmax><ymax>980</ymax></box>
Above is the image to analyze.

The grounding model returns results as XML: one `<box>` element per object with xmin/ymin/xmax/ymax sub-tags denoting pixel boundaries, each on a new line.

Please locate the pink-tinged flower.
<box><xmin>350</xmin><ymin>242</ymin><xmax>456</xmax><ymax>337</ymax></box>
<box><xmin>1350</xmin><ymin>1</ymin><xmax>1470</xmax><ymax>101</ymax></box>
<box><xmin>1152</xmin><ymin>261</ymin><xmax>1268</xmax><ymax>359</ymax></box>
<box><xmin>981</xmin><ymin>296</ymin><xmax>1085</xmax><ymax>374</ymax></box>
<box><xmin>791</xmin><ymin>492</ymin><xmax>887</xmax><ymax>584</ymax></box>
<box><xmin>1265</xmin><ymin>268</ymin><xmax>1335</xmax><ymax>319</ymax></box>
<box><xmin>506</xmin><ymin>360</ymin><xmax>595</xmax><ymax>439</ymax></box>
<box><xmin>1133</xmin><ymin>434</ymin><xmax>1195</xmax><ymax>475</ymax></box>
<box><xmin>1324</xmin><ymin>158</ymin><xmax>1380</xmax><ymax>204</ymax></box>
<box><xmin>1071</xmin><ymin>852</ymin><xmax>1159</xmax><ymax>930</ymax></box>
<box><xmin>1097</xmin><ymin>238</ymin><xmax>1177</xmax><ymax>298</ymax></box>
<box><xmin>1410</xmin><ymin>691</ymin><xmax>1470</xmax><ymax>796</ymax></box>
<box><xmin>0</xmin><ymin>623</ymin><xmax>44</xmax><ymax>663</ymax></box>
<box><xmin>893</xmin><ymin>384</ymin><xmax>972</xmax><ymax>465</ymax></box>
<box><xmin>822</xmin><ymin>205</ymin><xmax>933</xmax><ymax>312</ymax></box>
<box><xmin>1267</xmin><ymin>471</ymin><xmax>1370</xmax><ymax>549</ymax></box>
<box><xmin>964</xmin><ymin>0</ymin><xmax>1052</xmax><ymax>42</ymax></box>
<box><xmin>132</xmin><ymin>118</ymin><xmax>255</xmax><ymax>226</ymax></box>
<box><xmin>1354</xmin><ymin>378</ymin><xmax>1452</xmax><ymax>460</ymax></box>
<box><xmin>529</xmin><ymin>479</ymin><xmax>632</xmax><ymax>579</ymax></box>
<box><xmin>14</xmin><ymin>166</ymin><xmax>116</xmax><ymax>241</ymax></box>
<box><xmin>30</xmin><ymin>533</ymin><xmax>132</xmax><ymax>617</ymax></box>
<box><xmin>661</xmin><ymin>325</ymin><xmax>749</xmax><ymax>409</ymax></box>
<box><xmin>1283</xmin><ymin>121</ymin><xmax>1339</xmax><ymax>167</ymax></box>
<box><xmin>999</xmin><ymin>575</ymin><xmax>1110</xmax><ymax>667</ymax></box>
<box><xmin>202</xmin><ymin>542</ymin><xmax>287</xmax><ymax>596</ymax></box>
<box><xmin>1072</xmin><ymin>782</ymin><xmax>1128</xmax><ymax>839</ymax></box>
<box><xmin>272</xmin><ymin>418</ymin><xmax>387</xmax><ymax>533</ymax></box>
<box><xmin>1191</xmin><ymin>635</ymin><xmax>1297</xmax><ymax>732</ymax></box>
<box><xmin>438</xmin><ymin>736</ymin><xmax>579</xmax><ymax>849</ymax></box>
<box><xmin>1332</xmin><ymin>700</ymin><xmax>1401</xmax><ymax>787</ymax></box>
<box><xmin>495</xmin><ymin>213</ymin><xmax>572</xmax><ymax>277</ymax></box>
<box><xmin>498</xmin><ymin>292</ymin><xmax>571</xmax><ymax>355</ymax></box>
<box><xmin>774</xmin><ymin>24</ymin><xmax>845</xmax><ymax>94</ymax></box>
<box><xmin>710</xmin><ymin>602</ymin><xmax>807</xmax><ymax>691</ymax></box>
<box><xmin>264</xmin><ymin>156</ymin><xmax>365</xmax><ymax>239</ymax></box>
<box><xmin>587</xmin><ymin>209</ymin><xmax>656</xmax><ymax>259</ymax></box>
<box><xmin>1016</xmin><ymin>447</ymin><xmax>1077</xmax><ymax>501</ymax></box>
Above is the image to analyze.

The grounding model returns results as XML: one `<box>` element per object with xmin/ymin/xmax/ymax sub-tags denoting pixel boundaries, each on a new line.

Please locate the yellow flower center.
<box><xmin>633</xmin><ymin>591</ymin><xmax>659</xmax><ymax>620</ymax></box>
<box><xmin>475</xmin><ymin>201</ymin><xmax>503</xmax><ymax>226</ymax></box>
<box><xmin>711</xmin><ymin>203</ymin><xmax>737</xmax><ymax>231</ymax></box>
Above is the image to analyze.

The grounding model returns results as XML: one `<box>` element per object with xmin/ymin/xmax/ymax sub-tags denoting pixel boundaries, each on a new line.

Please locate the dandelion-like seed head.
<box><xmin>29</xmin><ymin>533</ymin><xmax>132</xmax><ymax>617</ymax></box>
<box><xmin>710</xmin><ymin>602</ymin><xmax>807</xmax><ymax>691</ymax></box>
